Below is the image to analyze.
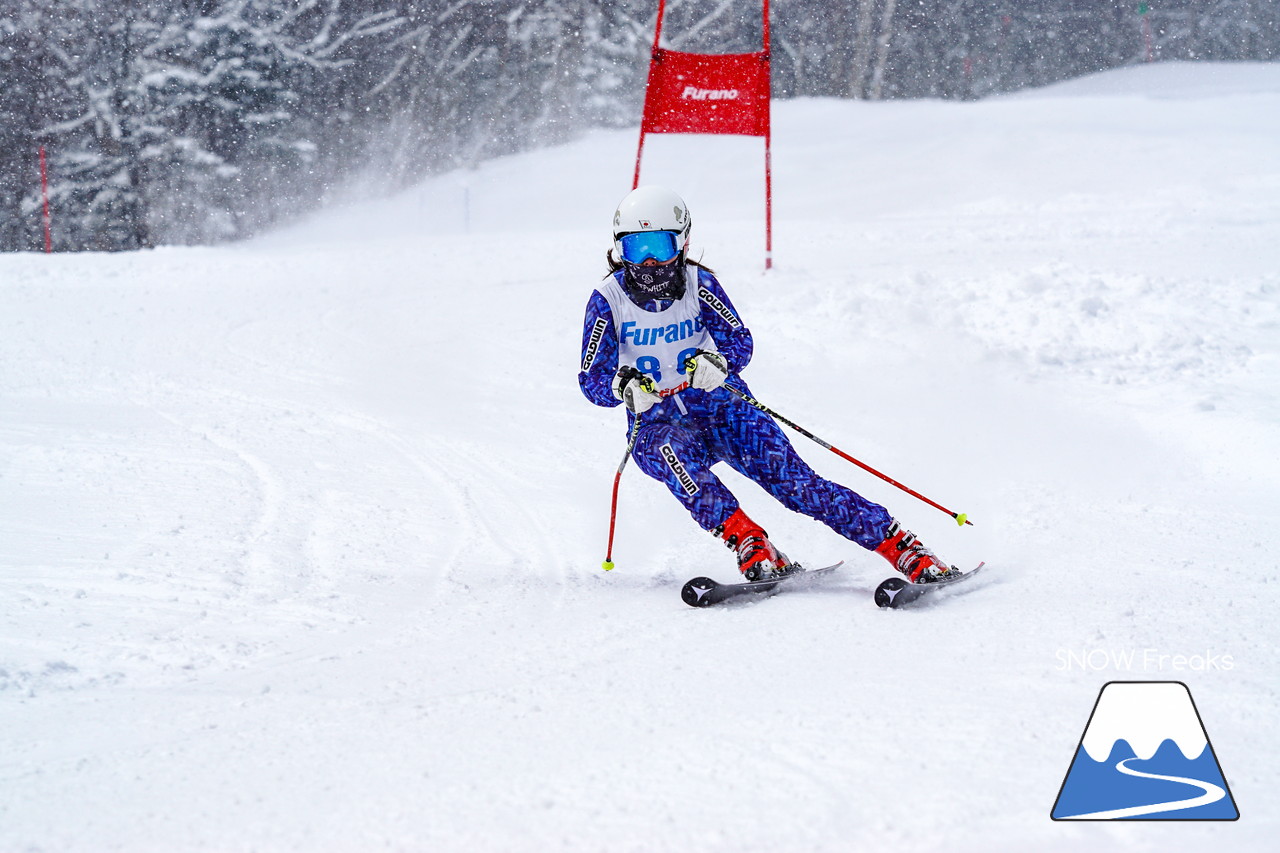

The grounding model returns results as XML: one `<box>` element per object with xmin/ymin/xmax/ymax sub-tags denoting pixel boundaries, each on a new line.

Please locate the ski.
<box><xmin>681</xmin><ymin>562</ymin><xmax>843</xmax><ymax>608</ymax></box>
<box><xmin>874</xmin><ymin>562</ymin><xmax>986</xmax><ymax>609</ymax></box>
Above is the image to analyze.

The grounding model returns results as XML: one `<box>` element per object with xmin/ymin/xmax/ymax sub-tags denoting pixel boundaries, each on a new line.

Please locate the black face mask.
<box><xmin>623</xmin><ymin>258</ymin><xmax>686</xmax><ymax>303</ymax></box>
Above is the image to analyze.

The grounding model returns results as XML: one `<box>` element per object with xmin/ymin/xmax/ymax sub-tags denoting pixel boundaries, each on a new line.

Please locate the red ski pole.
<box><xmin>720</xmin><ymin>382</ymin><xmax>974</xmax><ymax>527</ymax></box>
<box><xmin>601</xmin><ymin>413</ymin><xmax>643</xmax><ymax>570</ymax></box>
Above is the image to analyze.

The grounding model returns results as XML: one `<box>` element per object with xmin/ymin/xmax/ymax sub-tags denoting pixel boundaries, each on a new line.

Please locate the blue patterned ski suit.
<box><xmin>578</xmin><ymin>264</ymin><xmax>892</xmax><ymax>549</ymax></box>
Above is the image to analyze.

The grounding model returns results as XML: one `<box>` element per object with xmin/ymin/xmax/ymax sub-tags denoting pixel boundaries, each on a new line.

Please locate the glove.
<box><xmin>685</xmin><ymin>350</ymin><xmax>729</xmax><ymax>392</ymax></box>
<box><xmin>612</xmin><ymin>365</ymin><xmax>662</xmax><ymax>414</ymax></box>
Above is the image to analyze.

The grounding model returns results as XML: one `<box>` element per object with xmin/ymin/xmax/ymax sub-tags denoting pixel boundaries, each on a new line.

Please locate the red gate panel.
<box><xmin>640</xmin><ymin>49</ymin><xmax>771</xmax><ymax>138</ymax></box>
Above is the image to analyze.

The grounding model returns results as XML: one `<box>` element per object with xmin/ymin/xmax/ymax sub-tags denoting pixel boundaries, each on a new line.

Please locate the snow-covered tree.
<box><xmin>0</xmin><ymin>4</ymin><xmax>52</xmax><ymax>250</ymax></box>
<box><xmin>21</xmin><ymin>0</ymin><xmax>398</xmax><ymax>250</ymax></box>
<box><xmin>343</xmin><ymin>0</ymin><xmax>647</xmax><ymax>193</ymax></box>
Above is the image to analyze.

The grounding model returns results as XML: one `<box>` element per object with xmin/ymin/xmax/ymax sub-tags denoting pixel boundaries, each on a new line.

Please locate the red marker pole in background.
<box><xmin>39</xmin><ymin>146</ymin><xmax>52</xmax><ymax>253</ymax></box>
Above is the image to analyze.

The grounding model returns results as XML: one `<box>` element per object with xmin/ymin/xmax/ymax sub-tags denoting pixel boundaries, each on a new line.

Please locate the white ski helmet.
<box><xmin>612</xmin><ymin>185</ymin><xmax>692</xmax><ymax>264</ymax></box>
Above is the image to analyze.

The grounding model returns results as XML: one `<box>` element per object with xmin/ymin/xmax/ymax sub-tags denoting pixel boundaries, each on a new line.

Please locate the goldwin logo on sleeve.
<box><xmin>581</xmin><ymin>317</ymin><xmax>609</xmax><ymax>371</ymax></box>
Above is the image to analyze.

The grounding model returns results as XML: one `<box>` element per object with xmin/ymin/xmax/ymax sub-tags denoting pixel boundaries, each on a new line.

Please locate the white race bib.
<box><xmin>598</xmin><ymin>268</ymin><xmax>717</xmax><ymax>394</ymax></box>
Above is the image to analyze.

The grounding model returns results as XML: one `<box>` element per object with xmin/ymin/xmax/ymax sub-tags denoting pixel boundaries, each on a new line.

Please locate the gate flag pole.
<box><xmin>632</xmin><ymin>0</ymin><xmax>667</xmax><ymax>191</ymax></box>
<box><xmin>763</xmin><ymin>0</ymin><xmax>772</xmax><ymax>270</ymax></box>
<box><xmin>632</xmin><ymin>0</ymin><xmax>773</xmax><ymax>271</ymax></box>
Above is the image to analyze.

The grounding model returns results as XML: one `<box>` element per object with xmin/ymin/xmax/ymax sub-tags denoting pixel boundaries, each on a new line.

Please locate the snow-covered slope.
<box><xmin>2</xmin><ymin>62</ymin><xmax>1278</xmax><ymax>851</ymax></box>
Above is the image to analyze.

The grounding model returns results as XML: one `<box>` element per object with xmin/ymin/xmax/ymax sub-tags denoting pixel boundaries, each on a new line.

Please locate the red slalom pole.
<box><xmin>763</xmin><ymin>0</ymin><xmax>773</xmax><ymax>272</ymax></box>
<box><xmin>631</xmin><ymin>0</ymin><xmax>667</xmax><ymax>190</ymax></box>
<box><xmin>722</xmin><ymin>383</ymin><xmax>974</xmax><ymax>526</ymax></box>
<box><xmin>601</xmin><ymin>414</ymin><xmax>644</xmax><ymax>570</ymax></box>
<box><xmin>39</xmin><ymin>146</ymin><xmax>52</xmax><ymax>253</ymax></box>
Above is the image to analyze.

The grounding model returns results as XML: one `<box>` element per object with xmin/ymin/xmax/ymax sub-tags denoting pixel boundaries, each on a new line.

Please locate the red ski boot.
<box><xmin>874</xmin><ymin>520</ymin><xmax>959</xmax><ymax>583</ymax></box>
<box><xmin>714</xmin><ymin>508</ymin><xmax>792</xmax><ymax>581</ymax></box>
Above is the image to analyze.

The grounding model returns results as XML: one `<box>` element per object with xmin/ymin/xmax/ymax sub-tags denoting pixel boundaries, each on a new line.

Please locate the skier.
<box><xmin>578</xmin><ymin>185</ymin><xmax>961</xmax><ymax>583</ymax></box>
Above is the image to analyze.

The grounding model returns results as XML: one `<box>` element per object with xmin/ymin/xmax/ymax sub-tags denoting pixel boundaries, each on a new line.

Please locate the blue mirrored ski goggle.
<box><xmin>619</xmin><ymin>230</ymin><xmax>681</xmax><ymax>264</ymax></box>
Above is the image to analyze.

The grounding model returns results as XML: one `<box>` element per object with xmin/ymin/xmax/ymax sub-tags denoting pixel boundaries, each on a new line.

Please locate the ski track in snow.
<box><xmin>2</xmin><ymin>63</ymin><xmax>1278</xmax><ymax>852</ymax></box>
